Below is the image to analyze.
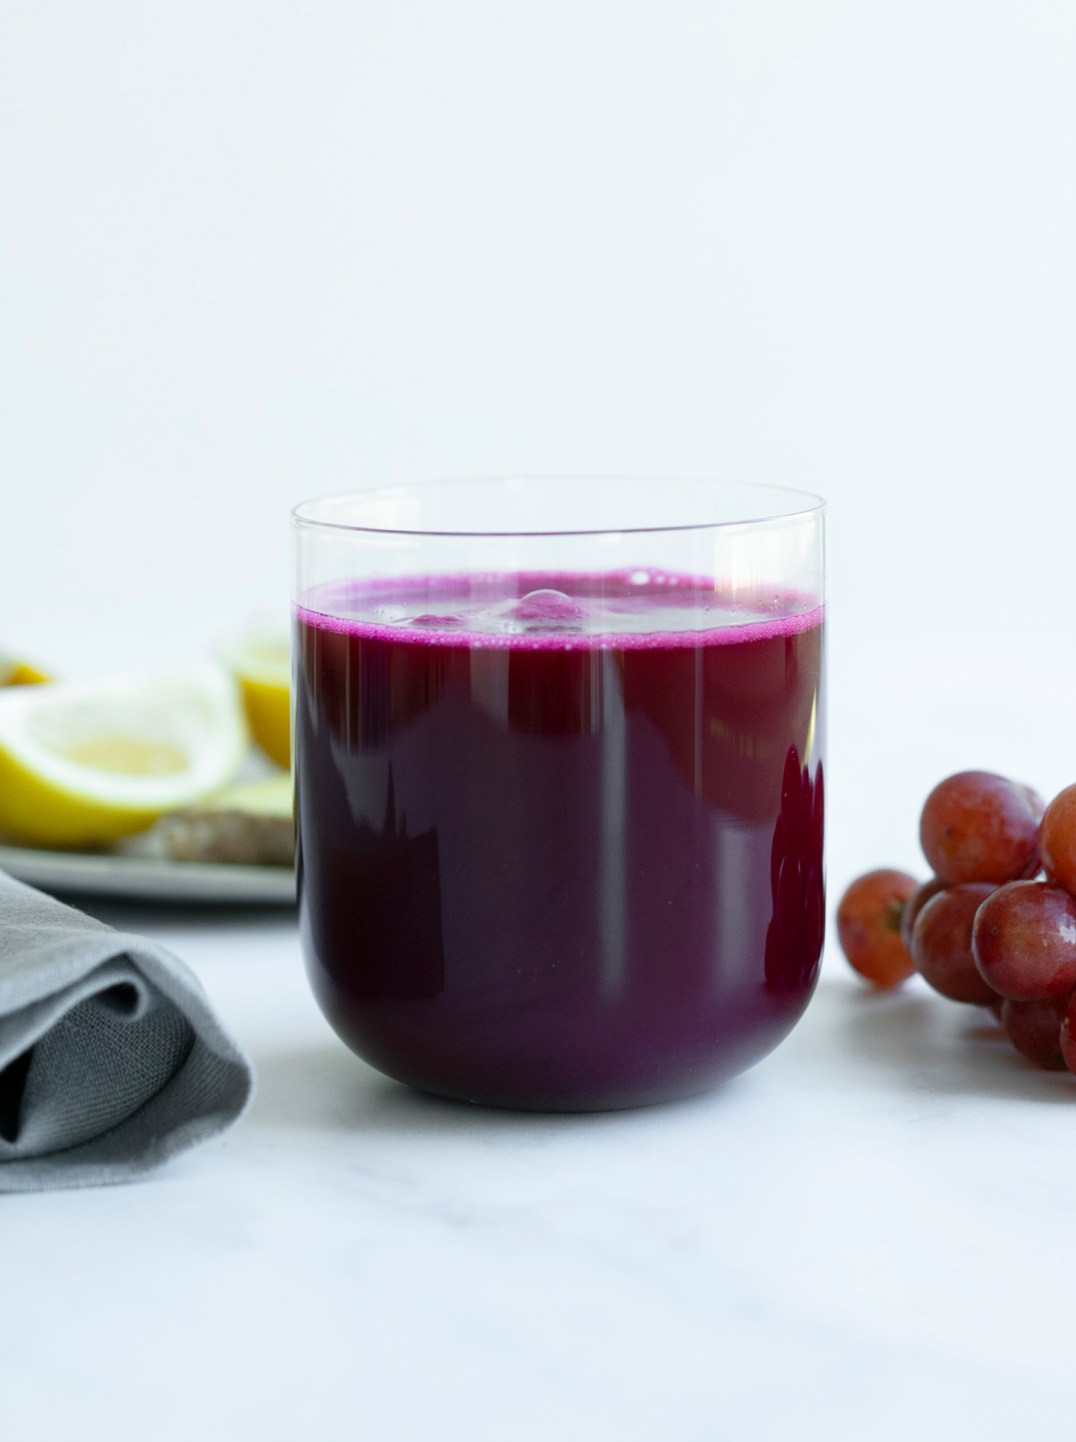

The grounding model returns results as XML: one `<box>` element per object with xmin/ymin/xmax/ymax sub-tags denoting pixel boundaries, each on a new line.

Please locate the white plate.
<box><xmin>0</xmin><ymin>842</ymin><xmax>296</xmax><ymax>905</ymax></box>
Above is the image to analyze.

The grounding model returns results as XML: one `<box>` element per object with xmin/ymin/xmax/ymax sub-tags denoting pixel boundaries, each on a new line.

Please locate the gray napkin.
<box><xmin>0</xmin><ymin>869</ymin><xmax>254</xmax><ymax>1191</ymax></box>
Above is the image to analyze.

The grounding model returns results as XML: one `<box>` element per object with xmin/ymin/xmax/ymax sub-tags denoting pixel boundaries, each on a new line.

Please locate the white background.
<box><xmin>4</xmin><ymin>1</ymin><xmax>1076</xmax><ymax>891</ymax></box>
<box><xmin>3</xmin><ymin>6</ymin><xmax>1076</xmax><ymax>1435</ymax></box>
<box><xmin>5</xmin><ymin>0</ymin><xmax>1076</xmax><ymax>898</ymax></box>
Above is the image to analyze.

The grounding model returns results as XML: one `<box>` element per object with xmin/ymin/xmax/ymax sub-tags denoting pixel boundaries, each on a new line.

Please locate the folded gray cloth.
<box><xmin>0</xmin><ymin>869</ymin><xmax>254</xmax><ymax>1191</ymax></box>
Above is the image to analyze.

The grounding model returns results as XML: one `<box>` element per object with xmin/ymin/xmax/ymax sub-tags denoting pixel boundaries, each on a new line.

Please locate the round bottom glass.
<box><xmin>293</xmin><ymin>477</ymin><xmax>826</xmax><ymax>1110</ymax></box>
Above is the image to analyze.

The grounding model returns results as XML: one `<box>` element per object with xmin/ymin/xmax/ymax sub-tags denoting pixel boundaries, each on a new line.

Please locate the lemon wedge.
<box><xmin>0</xmin><ymin>670</ymin><xmax>247</xmax><ymax>848</ymax></box>
<box><xmin>230</xmin><ymin>634</ymin><xmax>290</xmax><ymax>770</ymax></box>
<box><xmin>1</xmin><ymin>652</ymin><xmax>51</xmax><ymax>686</ymax></box>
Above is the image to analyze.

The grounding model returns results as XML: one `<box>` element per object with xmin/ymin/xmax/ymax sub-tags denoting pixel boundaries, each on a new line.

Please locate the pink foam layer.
<box><xmin>295</xmin><ymin>573</ymin><xmax>824</xmax><ymax>650</ymax></box>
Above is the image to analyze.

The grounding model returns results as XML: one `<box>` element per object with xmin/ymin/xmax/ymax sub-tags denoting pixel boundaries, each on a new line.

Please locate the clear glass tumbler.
<box><xmin>292</xmin><ymin>477</ymin><xmax>825</xmax><ymax>1110</ymax></box>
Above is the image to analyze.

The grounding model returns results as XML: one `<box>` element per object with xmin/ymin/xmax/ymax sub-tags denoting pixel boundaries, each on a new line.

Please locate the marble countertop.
<box><xmin>4</xmin><ymin>899</ymin><xmax>1074</xmax><ymax>1442</ymax></box>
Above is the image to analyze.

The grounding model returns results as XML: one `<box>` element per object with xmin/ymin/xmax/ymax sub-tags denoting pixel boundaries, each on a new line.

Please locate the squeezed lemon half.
<box><xmin>0</xmin><ymin>670</ymin><xmax>247</xmax><ymax>848</ymax></box>
<box><xmin>230</xmin><ymin>635</ymin><xmax>290</xmax><ymax>770</ymax></box>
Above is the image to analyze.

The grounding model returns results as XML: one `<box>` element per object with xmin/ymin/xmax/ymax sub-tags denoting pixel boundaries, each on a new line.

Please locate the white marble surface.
<box><xmin>4</xmin><ymin>900</ymin><xmax>1075</xmax><ymax>1442</ymax></box>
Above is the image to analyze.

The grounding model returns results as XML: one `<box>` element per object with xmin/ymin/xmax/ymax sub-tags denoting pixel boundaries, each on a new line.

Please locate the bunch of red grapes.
<box><xmin>837</xmin><ymin>772</ymin><xmax>1076</xmax><ymax>1073</ymax></box>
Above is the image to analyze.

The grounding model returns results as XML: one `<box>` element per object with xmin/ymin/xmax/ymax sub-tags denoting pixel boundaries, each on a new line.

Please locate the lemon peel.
<box><xmin>0</xmin><ymin>670</ymin><xmax>247</xmax><ymax>848</ymax></box>
<box><xmin>0</xmin><ymin>652</ymin><xmax>51</xmax><ymax>686</ymax></box>
<box><xmin>229</xmin><ymin>635</ymin><xmax>290</xmax><ymax>770</ymax></box>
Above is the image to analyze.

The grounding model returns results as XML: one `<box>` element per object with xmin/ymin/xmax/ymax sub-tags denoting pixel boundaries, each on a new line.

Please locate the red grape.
<box><xmin>837</xmin><ymin>870</ymin><xmax>918</xmax><ymax>989</ymax></box>
<box><xmin>1039</xmin><ymin>784</ymin><xmax>1076</xmax><ymax>895</ymax></box>
<box><xmin>919</xmin><ymin>771</ymin><xmax>1043</xmax><ymax>885</ymax></box>
<box><xmin>971</xmin><ymin>881</ymin><xmax>1076</xmax><ymax>1001</ymax></box>
<box><xmin>1060</xmin><ymin>993</ymin><xmax>1076</xmax><ymax>1075</ymax></box>
<box><xmin>899</xmin><ymin>876</ymin><xmax>946</xmax><ymax>953</ymax></box>
<box><xmin>1022</xmin><ymin>783</ymin><xmax>1048</xmax><ymax>818</ymax></box>
<box><xmin>911</xmin><ymin>883</ymin><xmax>1000</xmax><ymax>1004</ymax></box>
<box><xmin>1000</xmin><ymin>999</ymin><xmax>1067</xmax><ymax>1070</ymax></box>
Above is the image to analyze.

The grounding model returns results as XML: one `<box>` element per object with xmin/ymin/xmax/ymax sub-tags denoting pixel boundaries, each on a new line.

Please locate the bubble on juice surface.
<box><xmin>509</xmin><ymin>589</ymin><xmax>586</xmax><ymax>627</ymax></box>
<box><xmin>411</xmin><ymin>613</ymin><xmax>465</xmax><ymax>630</ymax></box>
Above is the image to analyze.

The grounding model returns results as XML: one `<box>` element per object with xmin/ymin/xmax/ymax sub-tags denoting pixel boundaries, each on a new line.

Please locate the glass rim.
<box><xmin>291</xmin><ymin>475</ymin><xmax>826</xmax><ymax>540</ymax></box>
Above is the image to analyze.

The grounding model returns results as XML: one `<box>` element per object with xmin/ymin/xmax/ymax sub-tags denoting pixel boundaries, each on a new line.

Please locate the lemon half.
<box><xmin>0</xmin><ymin>670</ymin><xmax>247</xmax><ymax>848</ymax></box>
<box><xmin>230</xmin><ymin>636</ymin><xmax>290</xmax><ymax>770</ymax></box>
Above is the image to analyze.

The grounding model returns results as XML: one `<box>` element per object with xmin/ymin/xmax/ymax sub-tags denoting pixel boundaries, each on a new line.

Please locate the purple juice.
<box><xmin>295</xmin><ymin>572</ymin><xmax>825</xmax><ymax>1110</ymax></box>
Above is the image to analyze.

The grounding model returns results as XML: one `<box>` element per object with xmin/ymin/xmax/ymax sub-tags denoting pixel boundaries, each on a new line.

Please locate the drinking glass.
<box><xmin>292</xmin><ymin>477</ymin><xmax>825</xmax><ymax>1110</ymax></box>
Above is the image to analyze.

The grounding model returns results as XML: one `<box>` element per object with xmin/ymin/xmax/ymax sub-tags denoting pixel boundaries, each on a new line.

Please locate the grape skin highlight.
<box><xmin>971</xmin><ymin>881</ymin><xmax>1076</xmax><ymax>1002</ymax></box>
<box><xmin>919</xmin><ymin>771</ymin><xmax>1043</xmax><ymax>886</ymax></box>
<box><xmin>1039</xmin><ymin>783</ymin><xmax>1076</xmax><ymax>896</ymax></box>
<box><xmin>911</xmin><ymin>883</ymin><xmax>1000</xmax><ymax>1005</ymax></box>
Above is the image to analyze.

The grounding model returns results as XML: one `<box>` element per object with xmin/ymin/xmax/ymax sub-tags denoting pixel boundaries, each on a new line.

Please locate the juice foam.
<box><xmin>296</xmin><ymin>569</ymin><xmax>823</xmax><ymax>649</ymax></box>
